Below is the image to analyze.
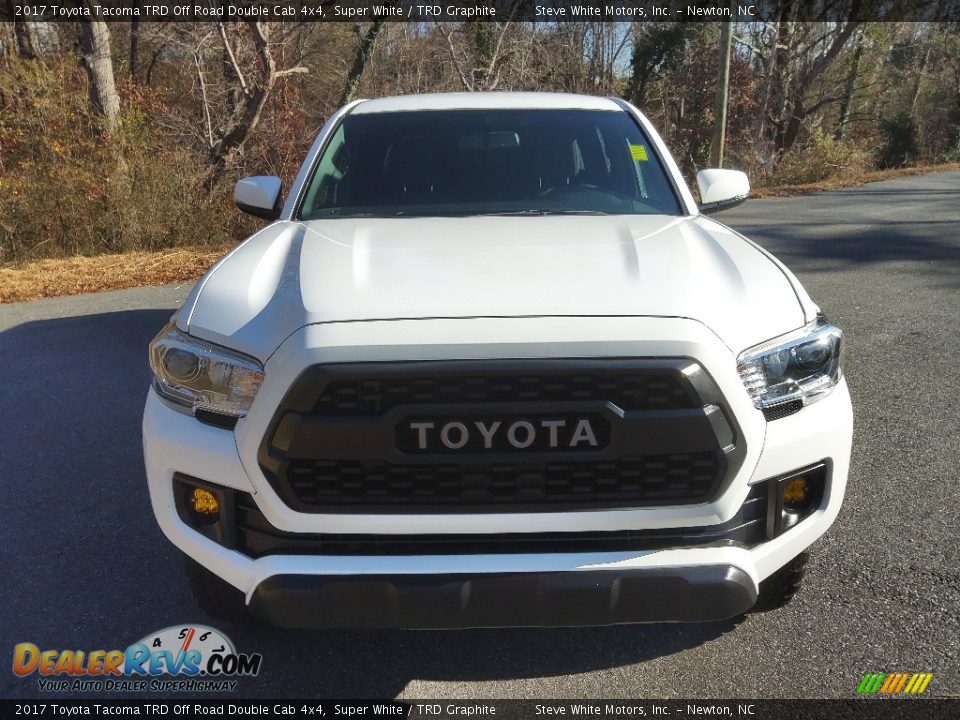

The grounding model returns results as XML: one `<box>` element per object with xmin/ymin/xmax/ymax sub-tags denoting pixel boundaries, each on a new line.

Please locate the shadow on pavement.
<box><xmin>814</xmin><ymin>187</ymin><xmax>960</xmax><ymax>197</ymax></box>
<box><xmin>0</xmin><ymin>309</ymin><xmax>742</xmax><ymax>699</ymax></box>
<box><xmin>722</xmin><ymin>180</ymin><xmax>960</xmax><ymax>286</ymax></box>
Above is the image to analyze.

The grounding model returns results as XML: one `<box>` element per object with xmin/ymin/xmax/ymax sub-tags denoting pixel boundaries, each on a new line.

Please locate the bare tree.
<box><xmin>835</xmin><ymin>28</ymin><xmax>865</xmax><ymax>140</ymax></box>
<box><xmin>7</xmin><ymin>0</ymin><xmax>40</xmax><ymax>60</ymax></box>
<box><xmin>339</xmin><ymin>21</ymin><xmax>384</xmax><ymax>106</ymax></box>
<box><xmin>129</xmin><ymin>12</ymin><xmax>141</xmax><ymax>81</ymax></box>
<box><xmin>445</xmin><ymin>22</ymin><xmax>511</xmax><ymax>91</ymax></box>
<box><xmin>80</xmin><ymin>6</ymin><xmax>121</xmax><ymax>132</ymax></box>
<box><xmin>1</xmin><ymin>21</ymin><xmax>16</xmax><ymax>59</ymax></box>
<box><xmin>444</xmin><ymin>3</ymin><xmax>524</xmax><ymax>92</ymax></box>
<box><xmin>191</xmin><ymin>21</ymin><xmax>308</xmax><ymax>181</ymax></box>
<box><xmin>738</xmin><ymin>13</ymin><xmax>861</xmax><ymax>162</ymax></box>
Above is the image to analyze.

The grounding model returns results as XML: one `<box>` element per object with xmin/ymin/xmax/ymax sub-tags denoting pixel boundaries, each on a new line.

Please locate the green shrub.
<box><xmin>877</xmin><ymin>112</ymin><xmax>919</xmax><ymax>169</ymax></box>
<box><xmin>767</xmin><ymin>129</ymin><xmax>875</xmax><ymax>186</ymax></box>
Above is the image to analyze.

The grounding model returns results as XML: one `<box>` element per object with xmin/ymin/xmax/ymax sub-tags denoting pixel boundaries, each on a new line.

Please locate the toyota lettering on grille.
<box><xmin>397</xmin><ymin>416</ymin><xmax>611</xmax><ymax>454</ymax></box>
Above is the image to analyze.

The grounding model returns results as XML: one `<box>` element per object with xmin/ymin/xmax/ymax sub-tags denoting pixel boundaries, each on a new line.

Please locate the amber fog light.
<box><xmin>190</xmin><ymin>487</ymin><xmax>220</xmax><ymax>520</ymax></box>
<box><xmin>173</xmin><ymin>474</ymin><xmax>236</xmax><ymax>547</ymax></box>
<box><xmin>782</xmin><ymin>475</ymin><xmax>809</xmax><ymax>507</ymax></box>
<box><xmin>765</xmin><ymin>463</ymin><xmax>827</xmax><ymax>538</ymax></box>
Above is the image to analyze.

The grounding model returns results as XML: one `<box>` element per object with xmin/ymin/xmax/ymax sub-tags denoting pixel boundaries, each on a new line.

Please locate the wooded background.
<box><xmin>2</xmin><ymin>15</ymin><xmax>959</xmax><ymax>263</ymax></box>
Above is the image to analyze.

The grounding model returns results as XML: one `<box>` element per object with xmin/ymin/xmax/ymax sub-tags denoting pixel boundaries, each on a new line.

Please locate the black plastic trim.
<box><xmin>248</xmin><ymin>565</ymin><xmax>757</xmax><ymax>628</ymax></box>
<box><xmin>235</xmin><ymin>201</ymin><xmax>280</xmax><ymax>221</ymax></box>
<box><xmin>698</xmin><ymin>195</ymin><xmax>749</xmax><ymax>215</ymax></box>
<box><xmin>762</xmin><ymin>400</ymin><xmax>803</xmax><ymax>422</ymax></box>
<box><xmin>762</xmin><ymin>460</ymin><xmax>829</xmax><ymax>541</ymax></box>
<box><xmin>257</xmin><ymin>358</ymin><xmax>747</xmax><ymax>514</ymax></box>
<box><xmin>151</xmin><ymin>381</ymin><xmax>240</xmax><ymax>430</ymax></box>
<box><xmin>233</xmin><ymin>482</ymin><xmax>768</xmax><ymax>557</ymax></box>
<box><xmin>195</xmin><ymin>409</ymin><xmax>240</xmax><ymax>430</ymax></box>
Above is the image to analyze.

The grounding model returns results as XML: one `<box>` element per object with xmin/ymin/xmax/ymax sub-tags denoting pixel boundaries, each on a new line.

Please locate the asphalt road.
<box><xmin>1</xmin><ymin>171</ymin><xmax>958</xmax><ymax>700</ymax></box>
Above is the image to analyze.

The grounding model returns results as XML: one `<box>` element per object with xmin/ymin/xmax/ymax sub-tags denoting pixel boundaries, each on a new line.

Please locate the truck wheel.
<box><xmin>751</xmin><ymin>551</ymin><xmax>809</xmax><ymax>612</ymax></box>
<box><xmin>182</xmin><ymin>554</ymin><xmax>250</xmax><ymax>624</ymax></box>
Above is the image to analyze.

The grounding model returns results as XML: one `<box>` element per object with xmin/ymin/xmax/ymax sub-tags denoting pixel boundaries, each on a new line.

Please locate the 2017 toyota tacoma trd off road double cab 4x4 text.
<box><xmin>143</xmin><ymin>92</ymin><xmax>852</xmax><ymax>628</ymax></box>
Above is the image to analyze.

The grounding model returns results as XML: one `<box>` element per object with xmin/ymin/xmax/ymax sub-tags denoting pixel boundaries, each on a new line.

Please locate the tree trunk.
<box><xmin>911</xmin><ymin>45</ymin><xmax>931</xmax><ymax>116</ymax></box>
<box><xmin>1</xmin><ymin>19</ymin><xmax>16</xmax><ymax>59</ymax></box>
<box><xmin>763</xmin><ymin>18</ymin><xmax>861</xmax><ymax>158</ymax></box>
<box><xmin>339</xmin><ymin>20</ymin><xmax>384</xmax><ymax>107</ymax></box>
<box><xmin>12</xmin><ymin>15</ymin><xmax>40</xmax><ymax>58</ymax></box>
<box><xmin>469</xmin><ymin>19</ymin><xmax>496</xmax><ymax>89</ymax></box>
<box><xmin>771</xmin><ymin>22</ymin><xmax>796</xmax><ymax>156</ymax></box>
<box><xmin>835</xmin><ymin>29</ymin><xmax>864</xmax><ymax>141</ymax></box>
<box><xmin>80</xmin><ymin>13</ymin><xmax>120</xmax><ymax>132</ymax></box>
<box><xmin>129</xmin><ymin>12</ymin><xmax>141</xmax><ymax>81</ymax></box>
<box><xmin>780</xmin><ymin>94</ymin><xmax>805</xmax><ymax>153</ymax></box>
<box><xmin>207</xmin><ymin>21</ymin><xmax>307</xmax><ymax>184</ymax></box>
<box><xmin>753</xmin><ymin>20</ymin><xmax>785</xmax><ymax>145</ymax></box>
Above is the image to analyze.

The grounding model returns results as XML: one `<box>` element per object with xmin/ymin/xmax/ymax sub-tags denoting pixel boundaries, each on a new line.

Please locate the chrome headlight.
<box><xmin>149</xmin><ymin>323</ymin><xmax>263</xmax><ymax>418</ymax></box>
<box><xmin>737</xmin><ymin>316</ymin><xmax>843</xmax><ymax>412</ymax></box>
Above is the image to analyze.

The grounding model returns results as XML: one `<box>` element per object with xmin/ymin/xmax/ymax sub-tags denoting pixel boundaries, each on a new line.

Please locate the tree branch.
<box><xmin>275</xmin><ymin>66</ymin><xmax>309</xmax><ymax>78</ymax></box>
<box><xmin>217</xmin><ymin>21</ymin><xmax>249</xmax><ymax>96</ymax></box>
<box><xmin>444</xmin><ymin>26</ymin><xmax>473</xmax><ymax>91</ymax></box>
<box><xmin>193</xmin><ymin>47</ymin><xmax>214</xmax><ymax>149</ymax></box>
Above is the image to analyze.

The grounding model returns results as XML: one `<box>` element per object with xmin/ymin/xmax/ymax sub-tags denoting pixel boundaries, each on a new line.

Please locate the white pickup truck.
<box><xmin>143</xmin><ymin>92</ymin><xmax>852</xmax><ymax>628</ymax></box>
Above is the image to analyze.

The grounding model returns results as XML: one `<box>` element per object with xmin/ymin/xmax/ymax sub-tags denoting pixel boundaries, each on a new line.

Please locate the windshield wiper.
<box><xmin>310</xmin><ymin>211</ymin><xmax>416</xmax><ymax>219</ymax></box>
<box><xmin>487</xmin><ymin>209</ymin><xmax>610</xmax><ymax>216</ymax></box>
<box><xmin>309</xmin><ymin>209</ymin><xmax>612</xmax><ymax>219</ymax></box>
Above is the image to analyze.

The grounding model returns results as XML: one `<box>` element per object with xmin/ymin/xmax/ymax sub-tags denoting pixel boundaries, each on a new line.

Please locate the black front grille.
<box><xmin>285</xmin><ymin>453</ymin><xmax>720</xmax><ymax>509</ymax></box>
<box><xmin>315</xmin><ymin>371</ymin><xmax>698</xmax><ymax>415</ymax></box>
<box><xmin>259</xmin><ymin>359</ymin><xmax>744</xmax><ymax>513</ymax></box>
<box><xmin>763</xmin><ymin>400</ymin><xmax>803</xmax><ymax>422</ymax></box>
<box><xmin>234</xmin><ymin>482</ymin><xmax>768</xmax><ymax>558</ymax></box>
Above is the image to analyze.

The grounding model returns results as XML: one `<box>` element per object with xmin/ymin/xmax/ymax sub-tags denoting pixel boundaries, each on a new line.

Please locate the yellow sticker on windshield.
<box><xmin>629</xmin><ymin>144</ymin><xmax>649</xmax><ymax>161</ymax></box>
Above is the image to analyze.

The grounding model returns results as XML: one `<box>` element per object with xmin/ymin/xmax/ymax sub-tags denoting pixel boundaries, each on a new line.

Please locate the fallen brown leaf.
<box><xmin>0</xmin><ymin>245</ymin><xmax>231</xmax><ymax>303</ymax></box>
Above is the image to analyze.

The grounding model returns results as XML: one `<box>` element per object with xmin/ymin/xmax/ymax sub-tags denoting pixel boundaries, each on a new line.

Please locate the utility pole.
<box><xmin>710</xmin><ymin>19</ymin><xmax>733</xmax><ymax>168</ymax></box>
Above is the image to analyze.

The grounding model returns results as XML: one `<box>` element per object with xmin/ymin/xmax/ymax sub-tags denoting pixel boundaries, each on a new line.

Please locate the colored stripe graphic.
<box><xmin>857</xmin><ymin>672</ymin><xmax>933</xmax><ymax>695</ymax></box>
<box><xmin>892</xmin><ymin>673</ymin><xmax>909</xmax><ymax>693</ymax></box>
<box><xmin>857</xmin><ymin>673</ymin><xmax>886</xmax><ymax>694</ymax></box>
<box><xmin>915</xmin><ymin>673</ymin><xmax>934</xmax><ymax>694</ymax></box>
<box><xmin>904</xmin><ymin>674</ymin><xmax>920</xmax><ymax>694</ymax></box>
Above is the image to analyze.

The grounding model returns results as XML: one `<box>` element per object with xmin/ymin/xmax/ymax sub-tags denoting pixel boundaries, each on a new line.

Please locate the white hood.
<box><xmin>183</xmin><ymin>214</ymin><xmax>806</xmax><ymax>360</ymax></box>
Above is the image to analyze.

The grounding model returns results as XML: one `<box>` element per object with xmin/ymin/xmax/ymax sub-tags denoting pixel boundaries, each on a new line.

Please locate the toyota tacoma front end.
<box><xmin>142</xmin><ymin>92</ymin><xmax>852</xmax><ymax>628</ymax></box>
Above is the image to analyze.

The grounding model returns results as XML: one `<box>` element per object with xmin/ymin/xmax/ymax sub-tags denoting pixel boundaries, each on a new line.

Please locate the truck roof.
<box><xmin>351</xmin><ymin>92</ymin><xmax>623</xmax><ymax>114</ymax></box>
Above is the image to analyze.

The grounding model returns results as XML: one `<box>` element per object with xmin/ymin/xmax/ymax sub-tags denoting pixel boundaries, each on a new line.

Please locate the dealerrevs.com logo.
<box><xmin>13</xmin><ymin>625</ymin><xmax>262</xmax><ymax>693</ymax></box>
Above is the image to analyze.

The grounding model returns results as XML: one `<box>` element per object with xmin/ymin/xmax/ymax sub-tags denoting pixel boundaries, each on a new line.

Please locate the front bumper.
<box><xmin>250</xmin><ymin>564</ymin><xmax>756</xmax><ymax>628</ymax></box>
<box><xmin>143</xmin><ymin>316</ymin><xmax>853</xmax><ymax>627</ymax></box>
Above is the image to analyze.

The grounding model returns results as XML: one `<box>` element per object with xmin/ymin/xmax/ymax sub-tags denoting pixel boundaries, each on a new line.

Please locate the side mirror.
<box><xmin>696</xmin><ymin>169</ymin><xmax>750</xmax><ymax>214</ymax></box>
<box><xmin>234</xmin><ymin>176</ymin><xmax>282</xmax><ymax>221</ymax></box>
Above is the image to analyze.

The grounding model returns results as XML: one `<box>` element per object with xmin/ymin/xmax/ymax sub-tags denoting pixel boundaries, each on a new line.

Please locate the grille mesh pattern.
<box><xmin>284</xmin><ymin>453</ymin><xmax>720</xmax><ymax>510</ymax></box>
<box><xmin>762</xmin><ymin>400</ymin><xmax>804</xmax><ymax>422</ymax></box>
<box><xmin>314</xmin><ymin>373</ymin><xmax>696</xmax><ymax>415</ymax></box>
<box><xmin>263</xmin><ymin>363</ymin><xmax>734</xmax><ymax>513</ymax></box>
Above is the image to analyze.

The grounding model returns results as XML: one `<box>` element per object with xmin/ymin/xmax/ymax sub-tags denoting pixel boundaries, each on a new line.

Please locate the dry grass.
<box><xmin>752</xmin><ymin>161</ymin><xmax>960</xmax><ymax>198</ymax></box>
<box><xmin>3</xmin><ymin>162</ymin><xmax>960</xmax><ymax>304</ymax></box>
<box><xmin>0</xmin><ymin>245</ymin><xmax>231</xmax><ymax>304</ymax></box>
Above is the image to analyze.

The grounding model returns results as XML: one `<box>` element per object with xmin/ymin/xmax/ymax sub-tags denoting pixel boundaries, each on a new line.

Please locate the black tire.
<box><xmin>182</xmin><ymin>554</ymin><xmax>250</xmax><ymax>624</ymax></box>
<box><xmin>751</xmin><ymin>551</ymin><xmax>809</xmax><ymax>613</ymax></box>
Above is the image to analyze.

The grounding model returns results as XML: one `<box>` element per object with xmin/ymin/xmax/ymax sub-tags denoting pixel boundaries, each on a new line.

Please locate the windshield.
<box><xmin>297</xmin><ymin>109</ymin><xmax>683</xmax><ymax>219</ymax></box>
